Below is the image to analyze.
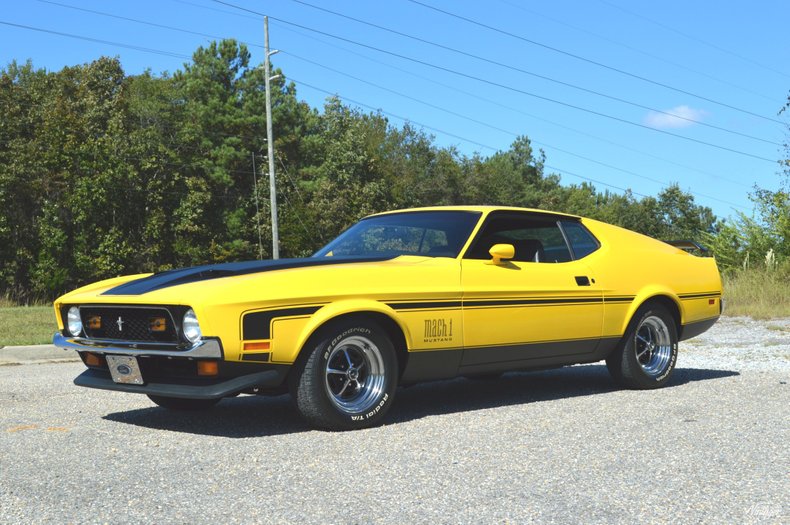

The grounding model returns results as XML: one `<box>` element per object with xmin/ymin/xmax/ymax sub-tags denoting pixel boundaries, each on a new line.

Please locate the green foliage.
<box><xmin>701</xmin><ymin>93</ymin><xmax>790</xmax><ymax>272</ymax></box>
<box><xmin>0</xmin><ymin>41</ymin><xmax>733</xmax><ymax>301</ymax></box>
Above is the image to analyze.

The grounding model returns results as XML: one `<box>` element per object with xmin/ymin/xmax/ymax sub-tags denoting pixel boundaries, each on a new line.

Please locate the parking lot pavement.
<box><xmin>0</xmin><ymin>344</ymin><xmax>78</xmax><ymax>365</ymax></box>
<box><xmin>1</xmin><ymin>343</ymin><xmax>787</xmax><ymax>524</ymax></box>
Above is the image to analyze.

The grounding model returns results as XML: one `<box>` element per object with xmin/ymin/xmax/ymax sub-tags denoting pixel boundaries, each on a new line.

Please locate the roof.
<box><xmin>368</xmin><ymin>205</ymin><xmax>582</xmax><ymax>219</ymax></box>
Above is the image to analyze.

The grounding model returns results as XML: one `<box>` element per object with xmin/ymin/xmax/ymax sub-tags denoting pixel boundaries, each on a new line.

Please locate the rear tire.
<box><xmin>147</xmin><ymin>395</ymin><xmax>221</xmax><ymax>411</ymax></box>
<box><xmin>607</xmin><ymin>304</ymin><xmax>678</xmax><ymax>389</ymax></box>
<box><xmin>289</xmin><ymin>320</ymin><xmax>398</xmax><ymax>431</ymax></box>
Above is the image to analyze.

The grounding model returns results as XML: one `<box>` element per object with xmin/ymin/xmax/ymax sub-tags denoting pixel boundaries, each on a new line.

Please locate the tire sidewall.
<box><xmin>305</xmin><ymin>322</ymin><xmax>398</xmax><ymax>429</ymax></box>
<box><xmin>624</xmin><ymin>306</ymin><xmax>678</xmax><ymax>387</ymax></box>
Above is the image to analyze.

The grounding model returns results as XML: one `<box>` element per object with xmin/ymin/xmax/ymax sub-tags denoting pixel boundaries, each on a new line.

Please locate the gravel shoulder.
<box><xmin>0</xmin><ymin>317</ymin><xmax>787</xmax><ymax>524</ymax></box>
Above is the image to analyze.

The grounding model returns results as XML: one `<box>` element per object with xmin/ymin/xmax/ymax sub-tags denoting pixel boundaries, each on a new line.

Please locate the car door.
<box><xmin>460</xmin><ymin>212</ymin><xmax>604</xmax><ymax>369</ymax></box>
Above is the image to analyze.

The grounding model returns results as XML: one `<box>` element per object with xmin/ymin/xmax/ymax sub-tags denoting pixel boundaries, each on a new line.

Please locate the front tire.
<box><xmin>289</xmin><ymin>320</ymin><xmax>398</xmax><ymax>430</ymax></box>
<box><xmin>147</xmin><ymin>395</ymin><xmax>221</xmax><ymax>411</ymax></box>
<box><xmin>607</xmin><ymin>304</ymin><xmax>678</xmax><ymax>389</ymax></box>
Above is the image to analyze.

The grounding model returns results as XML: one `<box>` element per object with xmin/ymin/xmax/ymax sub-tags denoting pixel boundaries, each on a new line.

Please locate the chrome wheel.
<box><xmin>635</xmin><ymin>316</ymin><xmax>673</xmax><ymax>377</ymax></box>
<box><xmin>324</xmin><ymin>334</ymin><xmax>386</xmax><ymax>415</ymax></box>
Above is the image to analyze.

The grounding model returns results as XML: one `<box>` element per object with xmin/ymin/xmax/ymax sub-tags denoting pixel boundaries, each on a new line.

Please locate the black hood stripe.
<box><xmin>102</xmin><ymin>256</ymin><xmax>395</xmax><ymax>296</ymax></box>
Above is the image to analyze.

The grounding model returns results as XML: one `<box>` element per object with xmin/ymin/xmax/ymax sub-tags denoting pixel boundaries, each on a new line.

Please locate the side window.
<box><xmin>561</xmin><ymin>221</ymin><xmax>600</xmax><ymax>259</ymax></box>
<box><xmin>465</xmin><ymin>214</ymin><xmax>573</xmax><ymax>263</ymax></box>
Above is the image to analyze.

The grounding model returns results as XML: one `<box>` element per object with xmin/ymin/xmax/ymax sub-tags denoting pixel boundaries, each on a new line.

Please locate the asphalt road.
<box><xmin>1</xmin><ymin>318</ymin><xmax>788</xmax><ymax>524</ymax></box>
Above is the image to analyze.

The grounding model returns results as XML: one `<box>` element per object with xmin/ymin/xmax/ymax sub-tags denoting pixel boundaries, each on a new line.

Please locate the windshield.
<box><xmin>313</xmin><ymin>211</ymin><xmax>482</xmax><ymax>258</ymax></box>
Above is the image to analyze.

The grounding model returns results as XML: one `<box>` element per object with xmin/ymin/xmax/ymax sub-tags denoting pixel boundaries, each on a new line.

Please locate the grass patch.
<box><xmin>722</xmin><ymin>268</ymin><xmax>790</xmax><ymax>319</ymax></box>
<box><xmin>0</xmin><ymin>306</ymin><xmax>58</xmax><ymax>346</ymax></box>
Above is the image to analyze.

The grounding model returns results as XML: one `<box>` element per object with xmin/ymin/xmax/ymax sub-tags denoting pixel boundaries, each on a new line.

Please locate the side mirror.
<box><xmin>488</xmin><ymin>243</ymin><xmax>515</xmax><ymax>265</ymax></box>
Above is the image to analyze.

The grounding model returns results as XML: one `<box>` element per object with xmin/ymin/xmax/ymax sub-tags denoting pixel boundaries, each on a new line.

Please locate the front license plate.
<box><xmin>106</xmin><ymin>355</ymin><xmax>144</xmax><ymax>385</ymax></box>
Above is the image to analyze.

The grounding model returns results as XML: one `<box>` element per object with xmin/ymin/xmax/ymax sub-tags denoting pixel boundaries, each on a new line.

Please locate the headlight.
<box><xmin>182</xmin><ymin>309</ymin><xmax>202</xmax><ymax>343</ymax></box>
<box><xmin>67</xmin><ymin>306</ymin><xmax>82</xmax><ymax>336</ymax></box>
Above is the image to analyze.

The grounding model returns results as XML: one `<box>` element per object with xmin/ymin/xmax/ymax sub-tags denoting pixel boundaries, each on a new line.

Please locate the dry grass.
<box><xmin>0</xmin><ymin>296</ymin><xmax>16</xmax><ymax>308</ymax></box>
<box><xmin>722</xmin><ymin>268</ymin><xmax>790</xmax><ymax>319</ymax></box>
<box><xmin>0</xmin><ymin>306</ymin><xmax>58</xmax><ymax>346</ymax></box>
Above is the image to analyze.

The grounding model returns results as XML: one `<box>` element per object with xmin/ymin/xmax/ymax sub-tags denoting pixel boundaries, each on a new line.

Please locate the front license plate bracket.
<box><xmin>106</xmin><ymin>355</ymin><xmax>145</xmax><ymax>385</ymax></box>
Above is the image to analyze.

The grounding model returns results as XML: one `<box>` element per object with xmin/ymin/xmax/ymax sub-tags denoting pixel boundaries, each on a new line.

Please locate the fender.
<box><xmin>293</xmin><ymin>299</ymin><xmax>414</xmax><ymax>363</ymax></box>
<box><xmin>619</xmin><ymin>285</ymin><xmax>684</xmax><ymax>335</ymax></box>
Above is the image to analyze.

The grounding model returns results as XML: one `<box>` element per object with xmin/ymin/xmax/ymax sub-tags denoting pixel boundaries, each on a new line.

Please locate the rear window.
<box><xmin>561</xmin><ymin>221</ymin><xmax>600</xmax><ymax>259</ymax></box>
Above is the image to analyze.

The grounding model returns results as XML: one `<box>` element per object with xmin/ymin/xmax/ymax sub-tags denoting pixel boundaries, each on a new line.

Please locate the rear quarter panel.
<box><xmin>581</xmin><ymin>219</ymin><xmax>722</xmax><ymax>338</ymax></box>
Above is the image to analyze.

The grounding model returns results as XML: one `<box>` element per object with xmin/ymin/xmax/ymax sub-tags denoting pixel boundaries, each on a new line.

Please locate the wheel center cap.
<box><xmin>347</xmin><ymin>368</ymin><xmax>359</xmax><ymax>381</ymax></box>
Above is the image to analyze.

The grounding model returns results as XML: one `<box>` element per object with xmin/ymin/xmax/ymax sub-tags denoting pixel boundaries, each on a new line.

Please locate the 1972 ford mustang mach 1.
<box><xmin>54</xmin><ymin>206</ymin><xmax>722</xmax><ymax>430</ymax></box>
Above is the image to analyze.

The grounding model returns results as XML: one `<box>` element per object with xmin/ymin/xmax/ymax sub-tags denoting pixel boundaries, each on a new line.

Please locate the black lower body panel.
<box><xmin>74</xmin><ymin>367</ymin><xmax>288</xmax><ymax>399</ymax></box>
<box><xmin>459</xmin><ymin>337</ymin><xmax>619</xmax><ymax>375</ymax></box>
<box><xmin>680</xmin><ymin>316</ymin><xmax>719</xmax><ymax>341</ymax></box>
<box><xmin>400</xmin><ymin>337</ymin><xmax>621</xmax><ymax>383</ymax></box>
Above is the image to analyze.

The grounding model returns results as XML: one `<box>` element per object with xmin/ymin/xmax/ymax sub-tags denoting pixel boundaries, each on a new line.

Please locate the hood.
<box><xmin>101</xmin><ymin>256</ymin><xmax>395</xmax><ymax>296</ymax></box>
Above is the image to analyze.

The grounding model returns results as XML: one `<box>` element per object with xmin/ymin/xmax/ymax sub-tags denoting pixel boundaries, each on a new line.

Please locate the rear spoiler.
<box><xmin>664</xmin><ymin>240</ymin><xmax>709</xmax><ymax>254</ymax></box>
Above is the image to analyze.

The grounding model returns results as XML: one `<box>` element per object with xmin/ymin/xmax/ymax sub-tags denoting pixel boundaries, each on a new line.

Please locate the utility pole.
<box><xmin>251</xmin><ymin>152</ymin><xmax>263</xmax><ymax>260</ymax></box>
<box><xmin>264</xmin><ymin>16</ymin><xmax>280</xmax><ymax>259</ymax></box>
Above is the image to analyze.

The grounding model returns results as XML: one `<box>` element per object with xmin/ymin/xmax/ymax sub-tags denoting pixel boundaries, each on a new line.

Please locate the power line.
<box><xmin>217</xmin><ymin>9</ymin><xmax>777</xmax><ymax>163</ymax></box>
<box><xmin>275</xmin><ymin>155</ymin><xmax>320</xmax><ymax>244</ymax></box>
<box><xmin>0</xmin><ymin>20</ymin><xmax>190</xmax><ymax>59</ymax></box>
<box><xmin>292</xmin><ymin>75</ymin><xmax>647</xmax><ymax>199</ymax></box>
<box><xmin>289</xmin><ymin>77</ymin><xmax>749</xmax><ymax>211</ymax></box>
<box><xmin>169</xmin><ymin>0</ymin><xmax>259</xmax><ymax>21</ymax></box>
<box><xmin>404</xmin><ymin>0</ymin><xmax>783</xmax><ymax>125</ymax></box>
<box><xmin>283</xmin><ymin>0</ymin><xmax>779</xmax><ymax>145</ymax></box>
<box><xmin>495</xmin><ymin>0</ymin><xmax>780</xmax><ymax>103</ymax></box>
<box><xmin>271</xmin><ymin>21</ymin><xmax>753</xmax><ymax>189</ymax></box>
<box><xmin>595</xmin><ymin>0</ymin><xmax>790</xmax><ymax>80</ymax></box>
<box><xmin>283</xmin><ymin>50</ymin><xmax>744</xmax><ymax>205</ymax></box>
<box><xmin>40</xmin><ymin>0</ymin><xmax>770</xmax><ymax>174</ymax></box>
<box><xmin>4</xmin><ymin>4</ymin><xmax>759</xmax><ymax>210</ymax></box>
<box><xmin>209</xmin><ymin>1</ymin><xmax>776</xmax><ymax>162</ymax></box>
<box><xmin>36</xmin><ymin>0</ymin><xmax>223</xmax><ymax>42</ymax></box>
<box><xmin>543</xmin><ymin>164</ymin><xmax>649</xmax><ymax>199</ymax></box>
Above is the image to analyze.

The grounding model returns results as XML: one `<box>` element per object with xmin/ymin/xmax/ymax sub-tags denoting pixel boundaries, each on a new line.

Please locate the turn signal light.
<box><xmin>149</xmin><ymin>317</ymin><xmax>167</xmax><ymax>332</ymax></box>
<box><xmin>243</xmin><ymin>341</ymin><xmax>271</xmax><ymax>351</ymax></box>
<box><xmin>197</xmin><ymin>361</ymin><xmax>219</xmax><ymax>376</ymax></box>
<box><xmin>84</xmin><ymin>353</ymin><xmax>105</xmax><ymax>367</ymax></box>
<box><xmin>87</xmin><ymin>316</ymin><xmax>101</xmax><ymax>330</ymax></box>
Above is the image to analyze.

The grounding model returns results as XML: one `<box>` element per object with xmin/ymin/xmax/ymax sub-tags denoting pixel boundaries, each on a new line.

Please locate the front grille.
<box><xmin>79</xmin><ymin>306</ymin><xmax>178</xmax><ymax>343</ymax></box>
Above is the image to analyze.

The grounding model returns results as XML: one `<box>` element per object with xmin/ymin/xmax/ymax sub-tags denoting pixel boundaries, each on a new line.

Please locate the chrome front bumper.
<box><xmin>52</xmin><ymin>332</ymin><xmax>223</xmax><ymax>359</ymax></box>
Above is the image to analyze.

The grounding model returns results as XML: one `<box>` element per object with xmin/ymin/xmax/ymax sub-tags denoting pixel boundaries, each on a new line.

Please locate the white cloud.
<box><xmin>644</xmin><ymin>105</ymin><xmax>708</xmax><ymax>129</ymax></box>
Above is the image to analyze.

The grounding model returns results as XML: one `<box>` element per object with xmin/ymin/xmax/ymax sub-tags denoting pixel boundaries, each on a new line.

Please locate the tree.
<box><xmin>0</xmin><ymin>40</ymin><xmax>738</xmax><ymax>301</ymax></box>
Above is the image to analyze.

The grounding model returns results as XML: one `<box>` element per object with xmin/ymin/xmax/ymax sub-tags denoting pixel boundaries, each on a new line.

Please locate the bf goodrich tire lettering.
<box><xmin>606</xmin><ymin>304</ymin><xmax>679</xmax><ymax>390</ymax></box>
<box><xmin>289</xmin><ymin>320</ymin><xmax>398</xmax><ymax>430</ymax></box>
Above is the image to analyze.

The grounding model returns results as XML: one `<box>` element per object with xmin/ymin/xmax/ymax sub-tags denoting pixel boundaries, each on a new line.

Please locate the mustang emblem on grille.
<box><xmin>116</xmin><ymin>316</ymin><xmax>125</xmax><ymax>331</ymax></box>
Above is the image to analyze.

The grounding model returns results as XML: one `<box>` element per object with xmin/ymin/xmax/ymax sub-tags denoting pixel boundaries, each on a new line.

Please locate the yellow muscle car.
<box><xmin>53</xmin><ymin>206</ymin><xmax>722</xmax><ymax>430</ymax></box>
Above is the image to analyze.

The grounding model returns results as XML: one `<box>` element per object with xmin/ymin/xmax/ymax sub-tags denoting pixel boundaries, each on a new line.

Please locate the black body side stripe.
<box><xmin>678</xmin><ymin>292</ymin><xmax>721</xmax><ymax>299</ymax></box>
<box><xmin>388</xmin><ymin>297</ymin><xmax>604</xmax><ymax>310</ymax></box>
<box><xmin>387</xmin><ymin>301</ymin><xmax>462</xmax><ymax>310</ymax></box>
<box><xmin>604</xmin><ymin>296</ymin><xmax>636</xmax><ymax>303</ymax></box>
<box><xmin>463</xmin><ymin>297</ymin><xmax>603</xmax><ymax>307</ymax></box>
<box><xmin>243</xmin><ymin>306</ymin><xmax>322</xmax><ymax>340</ymax></box>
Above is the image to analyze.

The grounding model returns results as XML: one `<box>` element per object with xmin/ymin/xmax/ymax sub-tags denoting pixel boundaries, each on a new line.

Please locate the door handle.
<box><xmin>575</xmin><ymin>276</ymin><xmax>591</xmax><ymax>286</ymax></box>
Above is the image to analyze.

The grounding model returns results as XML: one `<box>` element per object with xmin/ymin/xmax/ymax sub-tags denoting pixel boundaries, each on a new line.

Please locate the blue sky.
<box><xmin>2</xmin><ymin>0</ymin><xmax>788</xmax><ymax>221</ymax></box>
